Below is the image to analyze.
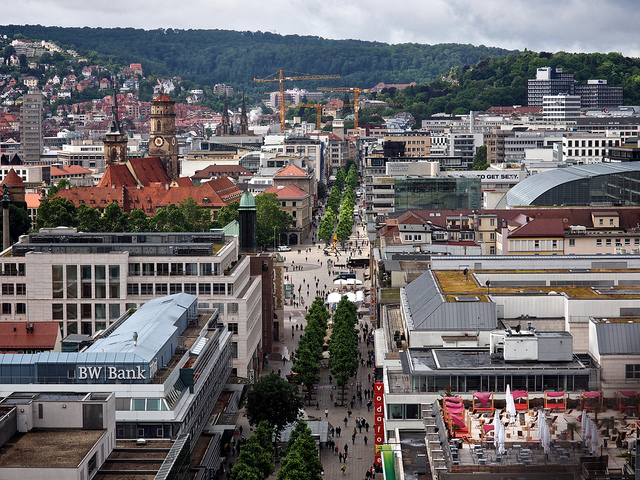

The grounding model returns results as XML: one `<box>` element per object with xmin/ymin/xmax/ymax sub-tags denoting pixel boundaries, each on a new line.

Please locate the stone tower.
<box><xmin>238</xmin><ymin>191</ymin><xmax>257</xmax><ymax>252</ymax></box>
<box><xmin>149</xmin><ymin>93</ymin><xmax>179</xmax><ymax>180</ymax></box>
<box><xmin>103</xmin><ymin>88</ymin><xmax>128</xmax><ymax>165</ymax></box>
<box><xmin>237</xmin><ymin>95</ymin><xmax>248</xmax><ymax>135</ymax></box>
<box><xmin>220</xmin><ymin>97</ymin><xmax>231</xmax><ymax>136</ymax></box>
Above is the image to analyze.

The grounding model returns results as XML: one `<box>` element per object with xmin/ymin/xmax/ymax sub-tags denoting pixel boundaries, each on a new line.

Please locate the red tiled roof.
<box><xmin>153</xmin><ymin>93</ymin><xmax>173</xmax><ymax>103</ymax></box>
<box><xmin>156</xmin><ymin>184</ymin><xmax>226</xmax><ymax>208</ymax></box>
<box><xmin>203</xmin><ymin>177</ymin><xmax>243</xmax><ymax>203</ymax></box>
<box><xmin>275</xmin><ymin>163</ymin><xmax>308</xmax><ymax>178</ymax></box>
<box><xmin>25</xmin><ymin>193</ymin><xmax>40</xmax><ymax>209</ymax></box>
<box><xmin>0</xmin><ymin>168</ymin><xmax>25</xmax><ymax>188</ymax></box>
<box><xmin>507</xmin><ymin>218</ymin><xmax>565</xmax><ymax>238</ymax></box>
<box><xmin>0</xmin><ymin>322</ymin><xmax>59</xmax><ymax>350</ymax></box>
<box><xmin>262</xmin><ymin>184</ymin><xmax>309</xmax><ymax>199</ymax></box>
<box><xmin>97</xmin><ymin>164</ymin><xmax>137</xmax><ymax>188</ymax></box>
<box><xmin>191</xmin><ymin>164</ymin><xmax>253</xmax><ymax>180</ymax></box>
<box><xmin>175</xmin><ymin>177</ymin><xmax>193</xmax><ymax>187</ymax></box>
<box><xmin>51</xmin><ymin>165</ymin><xmax>92</xmax><ymax>177</ymax></box>
<box><xmin>128</xmin><ymin>157</ymin><xmax>171</xmax><ymax>186</ymax></box>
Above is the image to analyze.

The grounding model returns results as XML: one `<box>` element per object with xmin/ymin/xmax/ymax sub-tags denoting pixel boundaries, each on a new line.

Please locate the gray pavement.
<box><xmin>224</xmin><ymin>201</ymin><xmax>376</xmax><ymax>479</ymax></box>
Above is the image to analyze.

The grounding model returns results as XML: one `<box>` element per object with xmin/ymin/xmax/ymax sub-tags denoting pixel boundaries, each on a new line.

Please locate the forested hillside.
<box><xmin>0</xmin><ymin>25</ymin><xmax>515</xmax><ymax>91</ymax></box>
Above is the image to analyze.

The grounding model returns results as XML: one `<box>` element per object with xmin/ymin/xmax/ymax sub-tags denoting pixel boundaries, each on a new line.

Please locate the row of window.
<box><xmin>596</xmin><ymin>238</ymin><xmax>640</xmax><ymax>247</ymax></box>
<box><xmin>126</xmin><ymin>282</ymin><xmax>233</xmax><ymax>296</ymax></box>
<box><xmin>53</xmin><ymin>265</ymin><xmax>120</xmax><ymax>300</ymax></box>
<box><xmin>0</xmin><ymin>303</ymin><xmax>26</xmax><ymax>314</ymax></box>
<box><xmin>625</xmin><ymin>364</ymin><xmax>640</xmax><ymax>379</ymax></box>
<box><xmin>53</xmin><ymin>303</ymin><xmax>121</xmax><ymax>322</ymax></box>
<box><xmin>566</xmin><ymin>139</ymin><xmax>619</xmax><ymax>148</ymax></box>
<box><xmin>128</xmin><ymin>262</ymin><xmax>221</xmax><ymax>277</ymax></box>
<box><xmin>1</xmin><ymin>284</ymin><xmax>26</xmax><ymax>295</ymax></box>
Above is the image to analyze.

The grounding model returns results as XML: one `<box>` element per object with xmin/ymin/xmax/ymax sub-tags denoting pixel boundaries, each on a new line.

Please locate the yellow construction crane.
<box><xmin>293</xmin><ymin>103</ymin><xmax>354</xmax><ymax>130</ymax></box>
<box><xmin>254</xmin><ymin>70</ymin><xmax>340</xmax><ymax>132</ymax></box>
<box><xmin>318</xmin><ymin>87</ymin><xmax>371</xmax><ymax>133</ymax></box>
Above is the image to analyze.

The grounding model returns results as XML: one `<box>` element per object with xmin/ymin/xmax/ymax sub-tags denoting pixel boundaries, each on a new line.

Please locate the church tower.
<box><xmin>103</xmin><ymin>88</ymin><xmax>128</xmax><ymax>165</ymax></box>
<box><xmin>237</xmin><ymin>95</ymin><xmax>248</xmax><ymax>135</ymax></box>
<box><xmin>220</xmin><ymin>97</ymin><xmax>231</xmax><ymax>136</ymax></box>
<box><xmin>149</xmin><ymin>93</ymin><xmax>179</xmax><ymax>180</ymax></box>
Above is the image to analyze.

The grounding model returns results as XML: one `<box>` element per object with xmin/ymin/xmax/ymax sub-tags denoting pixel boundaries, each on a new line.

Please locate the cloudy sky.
<box><xmin>6</xmin><ymin>0</ymin><xmax>640</xmax><ymax>57</ymax></box>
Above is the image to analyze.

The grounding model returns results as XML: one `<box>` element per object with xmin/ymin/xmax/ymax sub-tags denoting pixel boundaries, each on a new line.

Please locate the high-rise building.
<box><xmin>528</xmin><ymin>67</ymin><xmax>575</xmax><ymax>107</ymax></box>
<box><xmin>543</xmin><ymin>94</ymin><xmax>581</xmax><ymax>122</ymax></box>
<box><xmin>19</xmin><ymin>91</ymin><xmax>44</xmax><ymax>164</ymax></box>
<box><xmin>575</xmin><ymin>79</ymin><xmax>623</xmax><ymax>108</ymax></box>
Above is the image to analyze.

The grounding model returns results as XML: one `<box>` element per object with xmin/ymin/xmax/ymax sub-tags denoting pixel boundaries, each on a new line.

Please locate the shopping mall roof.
<box><xmin>504</xmin><ymin>162</ymin><xmax>640</xmax><ymax>207</ymax></box>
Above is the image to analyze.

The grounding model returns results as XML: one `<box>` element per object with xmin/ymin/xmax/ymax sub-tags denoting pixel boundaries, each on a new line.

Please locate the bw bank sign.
<box><xmin>78</xmin><ymin>366</ymin><xmax>146</xmax><ymax>381</ymax></box>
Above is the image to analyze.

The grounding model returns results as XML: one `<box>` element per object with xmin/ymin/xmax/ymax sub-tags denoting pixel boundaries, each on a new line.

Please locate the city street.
<box><xmin>228</xmin><ymin>198</ymin><xmax>377</xmax><ymax>479</ymax></box>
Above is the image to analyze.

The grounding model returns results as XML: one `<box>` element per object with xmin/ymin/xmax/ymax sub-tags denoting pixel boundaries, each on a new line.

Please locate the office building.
<box><xmin>19</xmin><ymin>91</ymin><xmax>44</xmax><ymax>164</ymax></box>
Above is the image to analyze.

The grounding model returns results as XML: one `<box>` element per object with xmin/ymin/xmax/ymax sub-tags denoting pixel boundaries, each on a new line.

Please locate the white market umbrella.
<box><xmin>493</xmin><ymin>409</ymin><xmax>501</xmax><ymax>449</ymax></box>
<box><xmin>346</xmin><ymin>278</ymin><xmax>362</xmax><ymax>285</ymax></box>
<box><xmin>505</xmin><ymin>384</ymin><xmax>516</xmax><ymax>424</ymax></box>
<box><xmin>345</xmin><ymin>292</ymin><xmax>357</xmax><ymax>302</ymax></box>
<box><xmin>581</xmin><ymin>409</ymin><xmax>588</xmax><ymax>441</ymax></box>
<box><xmin>584</xmin><ymin>415</ymin><xmax>592</xmax><ymax>451</ymax></box>
<box><xmin>497</xmin><ymin>418</ymin><xmax>506</xmax><ymax>454</ymax></box>
<box><xmin>333</xmin><ymin>279</ymin><xmax>350</xmax><ymax>286</ymax></box>
<box><xmin>537</xmin><ymin>408</ymin><xmax>544</xmax><ymax>440</ymax></box>
<box><xmin>541</xmin><ymin>416</ymin><xmax>551</xmax><ymax>454</ymax></box>
<box><xmin>326</xmin><ymin>292</ymin><xmax>343</xmax><ymax>304</ymax></box>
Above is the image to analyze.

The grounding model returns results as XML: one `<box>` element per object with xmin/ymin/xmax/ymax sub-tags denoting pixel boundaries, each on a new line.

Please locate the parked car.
<box><xmin>278</xmin><ymin>245</ymin><xmax>292</xmax><ymax>252</ymax></box>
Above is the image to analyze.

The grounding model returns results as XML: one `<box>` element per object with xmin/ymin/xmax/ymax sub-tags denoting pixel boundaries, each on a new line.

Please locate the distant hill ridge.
<box><xmin>0</xmin><ymin>25</ymin><xmax>516</xmax><ymax>90</ymax></box>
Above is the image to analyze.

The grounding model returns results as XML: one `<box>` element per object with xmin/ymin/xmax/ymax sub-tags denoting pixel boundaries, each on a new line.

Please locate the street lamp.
<box><xmin>273</xmin><ymin>226</ymin><xmax>277</xmax><ymax>252</ymax></box>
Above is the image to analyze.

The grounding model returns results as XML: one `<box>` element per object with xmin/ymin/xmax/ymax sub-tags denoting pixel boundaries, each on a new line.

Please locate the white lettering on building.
<box><xmin>78</xmin><ymin>365</ymin><xmax>146</xmax><ymax>380</ymax></box>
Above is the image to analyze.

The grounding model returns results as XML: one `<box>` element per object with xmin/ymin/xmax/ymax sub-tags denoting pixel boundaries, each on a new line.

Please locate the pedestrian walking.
<box><xmin>344</xmin><ymin>417</ymin><xmax>348</xmax><ymax>426</ymax></box>
<box><xmin>325</xmin><ymin>408</ymin><xmax>328</xmax><ymax>418</ymax></box>
<box><xmin>341</xmin><ymin>464</ymin><xmax>346</xmax><ymax>475</ymax></box>
<box><xmin>352</xmin><ymin>433</ymin><xmax>356</xmax><ymax>444</ymax></box>
<box><xmin>339</xmin><ymin>452</ymin><xmax>343</xmax><ymax>463</ymax></box>
<box><xmin>364</xmin><ymin>435</ymin><xmax>368</xmax><ymax>445</ymax></box>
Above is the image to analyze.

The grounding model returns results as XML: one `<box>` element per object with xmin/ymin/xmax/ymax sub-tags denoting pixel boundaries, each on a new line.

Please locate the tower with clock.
<box><xmin>149</xmin><ymin>93</ymin><xmax>179</xmax><ymax>180</ymax></box>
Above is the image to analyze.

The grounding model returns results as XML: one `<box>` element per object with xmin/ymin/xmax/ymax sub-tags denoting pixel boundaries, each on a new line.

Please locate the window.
<box><xmin>185</xmin><ymin>263</ymin><xmax>197</xmax><ymax>276</ymax></box>
<box><xmin>569</xmin><ymin>238</ymin><xmax>575</xmax><ymax>246</ymax></box>
<box><xmin>132</xmin><ymin>399</ymin><xmax>146</xmax><ymax>411</ymax></box>
<box><xmin>490</xmin><ymin>218</ymin><xmax>495</xmax><ymax>226</ymax></box>
<box><xmin>52</xmin><ymin>265</ymin><xmax>64</xmax><ymax>299</ymax></box>
<box><xmin>81</xmin><ymin>304</ymin><xmax>92</xmax><ymax>320</ymax></box>
<box><xmin>213</xmin><ymin>283</ymin><xmax>226</xmax><ymax>295</ymax></box>
<box><xmin>489</xmin><ymin>233</ymin><xmax>495</xmax><ymax>241</ymax></box>
<box><xmin>67</xmin><ymin>304</ymin><xmax>78</xmax><ymax>320</ymax></box>
<box><xmin>2</xmin><ymin>303</ymin><xmax>11</xmax><ymax>314</ymax></box>
<box><xmin>626</xmin><ymin>364</ymin><xmax>640</xmax><ymax>379</ymax></box>
<box><xmin>95</xmin><ymin>304</ymin><xmax>106</xmax><ymax>320</ymax></box>
<box><xmin>157</xmin><ymin>263</ymin><xmax>169</xmax><ymax>276</ymax></box>
<box><xmin>606</xmin><ymin>239</ymin><xmax>612</xmax><ymax>246</ymax></box>
<box><xmin>596</xmin><ymin>239</ymin><xmax>602</xmax><ymax>246</ymax></box>
<box><xmin>140</xmin><ymin>283</ymin><xmax>153</xmax><ymax>295</ymax></box>
<box><xmin>170</xmin><ymin>283</ymin><xmax>182</xmax><ymax>294</ymax></box>
<box><xmin>128</xmin><ymin>263</ymin><xmax>141</xmax><ymax>276</ymax></box>
<box><xmin>52</xmin><ymin>304</ymin><xmax>63</xmax><ymax>320</ymax></box>
<box><xmin>66</xmin><ymin>266</ymin><xmax>77</xmax><ymax>298</ymax></box>
<box><xmin>142</xmin><ymin>263</ymin><xmax>155</xmax><ymax>276</ymax></box>
<box><xmin>2</xmin><ymin>284</ymin><xmax>13</xmax><ymax>295</ymax></box>
<box><xmin>155</xmin><ymin>283</ymin><xmax>168</xmax><ymax>295</ymax></box>
<box><xmin>625</xmin><ymin>238</ymin><xmax>631</xmax><ymax>245</ymax></box>
<box><xmin>170</xmin><ymin>263</ymin><xmax>183</xmax><ymax>276</ymax></box>
<box><xmin>599</xmin><ymin>218</ymin><xmax>604</xmax><ymax>225</ymax></box>
<box><xmin>228</xmin><ymin>303</ymin><xmax>239</xmax><ymax>314</ymax></box>
<box><xmin>552</xmin><ymin>240</ymin><xmax>557</xmax><ymax>249</ymax></box>
<box><xmin>109</xmin><ymin>266</ymin><xmax>120</xmax><ymax>298</ymax></box>
<box><xmin>231</xmin><ymin>341</ymin><xmax>238</xmax><ymax>358</ymax></box>
<box><xmin>16</xmin><ymin>303</ymin><xmax>26</xmax><ymax>314</ymax></box>
<box><xmin>227</xmin><ymin>283</ymin><xmax>233</xmax><ymax>295</ymax></box>
<box><xmin>81</xmin><ymin>265</ymin><xmax>92</xmax><ymax>298</ymax></box>
<box><xmin>127</xmin><ymin>283</ymin><xmax>139</xmax><ymax>295</ymax></box>
<box><xmin>228</xmin><ymin>323</ymin><xmax>239</xmax><ymax>334</ymax></box>
<box><xmin>109</xmin><ymin>304</ymin><xmax>120</xmax><ymax>320</ymax></box>
<box><xmin>95</xmin><ymin>265</ymin><xmax>106</xmax><ymax>299</ymax></box>
<box><xmin>184</xmin><ymin>283</ymin><xmax>196</xmax><ymax>295</ymax></box>
<box><xmin>610</xmin><ymin>219</ymin><xmax>614</xmax><ymax>226</ymax></box>
<box><xmin>200</xmin><ymin>263</ymin><xmax>212</xmax><ymax>276</ymax></box>
<box><xmin>199</xmin><ymin>283</ymin><xmax>211</xmax><ymax>295</ymax></box>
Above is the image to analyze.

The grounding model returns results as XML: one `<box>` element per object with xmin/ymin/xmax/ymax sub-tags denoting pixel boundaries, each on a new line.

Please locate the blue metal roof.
<box><xmin>506</xmin><ymin>162</ymin><xmax>640</xmax><ymax>206</ymax></box>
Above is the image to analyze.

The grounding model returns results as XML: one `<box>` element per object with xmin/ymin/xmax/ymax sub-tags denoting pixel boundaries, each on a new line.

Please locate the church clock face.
<box><xmin>154</xmin><ymin>136</ymin><xmax>164</xmax><ymax>147</ymax></box>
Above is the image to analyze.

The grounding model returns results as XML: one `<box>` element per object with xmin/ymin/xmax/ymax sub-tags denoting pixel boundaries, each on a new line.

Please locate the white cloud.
<box><xmin>4</xmin><ymin>0</ymin><xmax>640</xmax><ymax>57</ymax></box>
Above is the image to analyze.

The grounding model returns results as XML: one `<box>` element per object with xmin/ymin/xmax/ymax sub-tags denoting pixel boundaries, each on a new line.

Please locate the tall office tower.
<box><xmin>528</xmin><ymin>67</ymin><xmax>575</xmax><ymax>107</ymax></box>
<box><xmin>19</xmin><ymin>91</ymin><xmax>44</xmax><ymax>164</ymax></box>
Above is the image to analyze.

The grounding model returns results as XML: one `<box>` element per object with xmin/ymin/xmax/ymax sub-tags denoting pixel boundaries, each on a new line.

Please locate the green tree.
<box><xmin>99</xmin><ymin>202</ymin><xmax>128</xmax><ymax>232</ymax></box>
<box><xmin>279</xmin><ymin>421</ymin><xmax>323</xmax><ymax>480</ymax></box>
<box><xmin>246</xmin><ymin>372</ymin><xmax>303</xmax><ymax>442</ymax></box>
<box><xmin>328</xmin><ymin>296</ymin><xmax>358</xmax><ymax>405</ymax></box>
<box><xmin>255</xmin><ymin>193</ymin><xmax>293</xmax><ymax>247</ymax></box>
<box><xmin>179</xmin><ymin>197</ymin><xmax>210</xmax><ymax>231</ymax></box>
<box><xmin>215</xmin><ymin>200</ymin><xmax>240</xmax><ymax>228</ymax></box>
<box><xmin>472</xmin><ymin>145</ymin><xmax>489</xmax><ymax>170</ymax></box>
<box><xmin>151</xmin><ymin>203</ymin><xmax>186</xmax><ymax>232</ymax></box>
<box><xmin>76</xmin><ymin>203</ymin><xmax>101</xmax><ymax>232</ymax></box>
<box><xmin>230</xmin><ymin>421</ymin><xmax>275</xmax><ymax>480</ymax></box>
<box><xmin>292</xmin><ymin>344</ymin><xmax>320</xmax><ymax>403</ymax></box>
<box><xmin>0</xmin><ymin>204</ymin><xmax>31</xmax><ymax>242</ymax></box>
<box><xmin>47</xmin><ymin>179</ymin><xmax>71</xmax><ymax>198</ymax></box>
<box><xmin>318</xmin><ymin>207</ymin><xmax>336</xmax><ymax>245</ymax></box>
<box><xmin>316</xmin><ymin>181</ymin><xmax>327</xmax><ymax>200</ymax></box>
<box><xmin>128</xmin><ymin>208</ymin><xmax>150</xmax><ymax>232</ymax></box>
<box><xmin>34</xmin><ymin>196</ymin><xmax>77</xmax><ymax>230</ymax></box>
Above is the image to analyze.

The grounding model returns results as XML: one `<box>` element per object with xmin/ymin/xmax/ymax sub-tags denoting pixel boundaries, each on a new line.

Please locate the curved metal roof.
<box><xmin>506</xmin><ymin>163</ymin><xmax>640</xmax><ymax>207</ymax></box>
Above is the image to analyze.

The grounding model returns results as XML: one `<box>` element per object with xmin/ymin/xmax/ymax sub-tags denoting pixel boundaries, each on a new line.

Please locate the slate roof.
<box><xmin>595</xmin><ymin>322</ymin><xmax>640</xmax><ymax>355</ymax></box>
<box><xmin>401</xmin><ymin>270</ymin><xmax>496</xmax><ymax>331</ymax></box>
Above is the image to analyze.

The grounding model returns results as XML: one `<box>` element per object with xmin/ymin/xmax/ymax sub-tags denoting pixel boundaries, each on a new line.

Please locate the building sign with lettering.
<box><xmin>78</xmin><ymin>366</ymin><xmax>146</xmax><ymax>381</ymax></box>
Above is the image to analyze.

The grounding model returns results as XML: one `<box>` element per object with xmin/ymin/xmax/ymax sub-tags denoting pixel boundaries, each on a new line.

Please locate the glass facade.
<box><xmin>394</xmin><ymin>177</ymin><xmax>481</xmax><ymax>212</ymax></box>
<box><xmin>533</xmin><ymin>170</ymin><xmax>640</xmax><ymax>206</ymax></box>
